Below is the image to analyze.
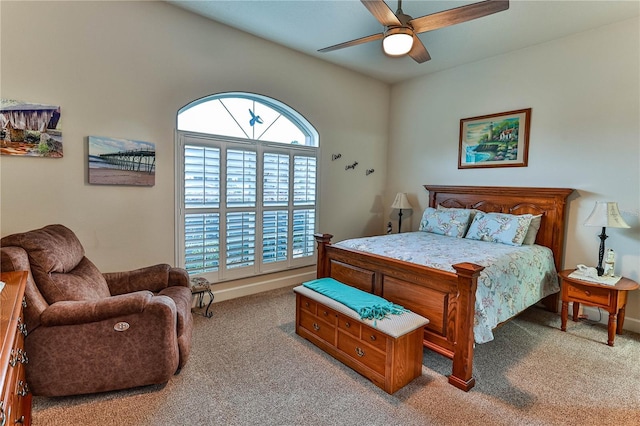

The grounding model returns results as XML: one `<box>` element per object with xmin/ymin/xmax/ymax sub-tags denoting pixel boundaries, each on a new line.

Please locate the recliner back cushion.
<box><xmin>0</xmin><ymin>224</ymin><xmax>110</xmax><ymax>303</ymax></box>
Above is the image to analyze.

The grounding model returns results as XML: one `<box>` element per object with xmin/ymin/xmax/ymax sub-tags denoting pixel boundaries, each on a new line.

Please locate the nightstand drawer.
<box><xmin>567</xmin><ymin>283</ymin><xmax>611</xmax><ymax>306</ymax></box>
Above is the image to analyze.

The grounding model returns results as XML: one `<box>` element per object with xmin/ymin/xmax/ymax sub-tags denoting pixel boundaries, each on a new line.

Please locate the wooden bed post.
<box><xmin>450</xmin><ymin>262</ymin><xmax>484</xmax><ymax>391</ymax></box>
<box><xmin>314</xmin><ymin>233</ymin><xmax>333</xmax><ymax>278</ymax></box>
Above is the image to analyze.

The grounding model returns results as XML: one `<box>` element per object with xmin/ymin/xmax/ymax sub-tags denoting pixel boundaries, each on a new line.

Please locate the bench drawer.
<box><xmin>299</xmin><ymin>310</ymin><xmax>335</xmax><ymax>344</ymax></box>
<box><xmin>337</xmin><ymin>332</ymin><xmax>386</xmax><ymax>376</ymax></box>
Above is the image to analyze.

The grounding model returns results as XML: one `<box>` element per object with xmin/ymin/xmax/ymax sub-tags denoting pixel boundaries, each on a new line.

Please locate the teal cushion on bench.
<box><xmin>303</xmin><ymin>277</ymin><xmax>408</xmax><ymax>321</ymax></box>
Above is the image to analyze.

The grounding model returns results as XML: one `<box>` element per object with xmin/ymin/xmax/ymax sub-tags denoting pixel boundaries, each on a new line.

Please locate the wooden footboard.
<box><xmin>315</xmin><ymin>233</ymin><xmax>483</xmax><ymax>391</ymax></box>
<box><xmin>314</xmin><ymin>185</ymin><xmax>573</xmax><ymax>391</ymax></box>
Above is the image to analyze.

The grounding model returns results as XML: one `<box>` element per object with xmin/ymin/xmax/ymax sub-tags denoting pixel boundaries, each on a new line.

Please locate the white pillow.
<box><xmin>522</xmin><ymin>214</ymin><xmax>542</xmax><ymax>245</ymax></box>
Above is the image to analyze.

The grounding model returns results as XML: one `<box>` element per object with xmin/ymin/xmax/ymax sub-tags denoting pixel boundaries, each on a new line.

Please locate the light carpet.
<box><xmin>32</xmin><ymin>285</ymin><xmax>640</xmax><ymax>425</ymax></box>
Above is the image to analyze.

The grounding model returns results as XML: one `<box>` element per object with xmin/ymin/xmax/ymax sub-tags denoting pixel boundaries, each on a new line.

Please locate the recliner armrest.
<box><xmin>104</xmin><ymin>264</ymin><xmax>173</xmax><ymax>295</ymax></box>
<box><xmin>40</xmin><ymin>291</ymin><xmax>160</xmax><ymax>326</ymax></box>
<box><xmin>168</xmin><ymin>267</ymin><xmax>189</xmax><ymax>288</ymax></box>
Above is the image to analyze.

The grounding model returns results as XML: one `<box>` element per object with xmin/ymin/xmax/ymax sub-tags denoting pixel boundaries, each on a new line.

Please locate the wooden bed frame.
<box><xmin>314</xmin><ymin>185</ymin><xmax>573</xmax><ymax>391</ymax></box>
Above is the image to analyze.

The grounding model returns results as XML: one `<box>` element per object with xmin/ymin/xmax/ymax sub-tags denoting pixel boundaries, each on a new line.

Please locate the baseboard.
<box><xmin>573</xmin><ymin>303</ymin><xmax>640</xmax><ymax>334</ymax></box>
<box><xmin>204</xmin><ymin>269</ymin><xmax>316</xmax><ymax>304</ymax></box>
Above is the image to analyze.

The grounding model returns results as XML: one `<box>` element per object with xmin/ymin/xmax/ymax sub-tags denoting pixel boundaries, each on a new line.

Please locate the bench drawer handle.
<box><xmin>313</xmin><ymin>323</ymin><xmax>320</xmax><ymax>331</ymax></box>
<box><xmin>345</xmin><ymin>321</ymin><xmax>351</xmax><ymax>328</ymax></box>
<box><xmin>355</xmin><ymin>347</ymin><xmax>365</xmax><ymax>357</ymax></box>
<box><xmin>370</xmin><ymin>335</ymin><xmax>376</xmax><ymax>341</ymax></box>
<box><xmin>305</xmin><ymin>302</ymin><xmax>310</xmax><ymax>308</ymax></box>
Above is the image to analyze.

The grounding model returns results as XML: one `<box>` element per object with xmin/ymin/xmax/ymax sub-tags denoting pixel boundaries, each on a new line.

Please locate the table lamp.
<box><xmin>584</xmin><ymin>201</ymin><xmax>630</xmax><ymax>276</ymax></box>
<box><xmin>391</xmin><ymin>192</ymin><xmax>412</xmax><ymax>233</ymax></box>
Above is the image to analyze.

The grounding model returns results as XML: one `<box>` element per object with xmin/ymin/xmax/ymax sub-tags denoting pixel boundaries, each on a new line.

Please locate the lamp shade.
<box><xmin>383</xmin><ymin>28</ymin><xmax>413</xmax><ymax>56</ymax></box>
<box><xmin>584</xmin><ymin>201</ymin><xmax>630</xmax><ymax>228</ymax></box>
<box><xmin>391</xmin><ymin>193</ymin><xmax>412</xmax><ymax>210</ymax></box>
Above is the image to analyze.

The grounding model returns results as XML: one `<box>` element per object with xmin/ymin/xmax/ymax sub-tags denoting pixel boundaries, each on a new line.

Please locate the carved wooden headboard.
<box><xmin>424</xmin><ymin>185</ymin><xmax>574</xmax><ymax>271</ymax></box>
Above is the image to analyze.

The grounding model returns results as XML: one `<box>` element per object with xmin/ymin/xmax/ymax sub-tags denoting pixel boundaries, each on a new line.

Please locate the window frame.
<box><xmin>174</xmin><ymin>93</ymin><xmax>319</xmax><ymax>283</ymax></box>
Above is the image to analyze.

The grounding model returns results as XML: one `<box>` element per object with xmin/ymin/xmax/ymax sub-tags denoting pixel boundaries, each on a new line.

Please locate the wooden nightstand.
<box><xmin>558</xmin><ymin>269</ymin><xmax>639</xmax><ymax>346</ymax></box>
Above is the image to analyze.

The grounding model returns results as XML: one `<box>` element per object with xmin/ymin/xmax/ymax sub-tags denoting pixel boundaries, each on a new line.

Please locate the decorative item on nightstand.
<box><xmin>391</xmin><ymin>192</ymin><xmax>412</xmax><ymax>233</ymax></box>
<box><xmin>584</xmin><ymin>201</ymin><xmax>630</xmax><ymax>276</ymax></box>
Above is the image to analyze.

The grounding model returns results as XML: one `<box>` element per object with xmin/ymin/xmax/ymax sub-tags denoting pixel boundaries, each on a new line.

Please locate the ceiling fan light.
<box><xmin>383</xmin><ymin>30</ymin><xmax>413</xmax><ymax>56</ymax></box>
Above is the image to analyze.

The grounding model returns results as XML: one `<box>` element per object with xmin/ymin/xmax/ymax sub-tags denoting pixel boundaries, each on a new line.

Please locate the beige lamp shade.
<box><xmin>584</xmin><ymin>202</ymin><xmax>630</xmax><ymax>228</ymax></box>
<box><xmin>391</xmin><ymin>193</ymin><xmax>412</xmax><ymax>210</ymax></box>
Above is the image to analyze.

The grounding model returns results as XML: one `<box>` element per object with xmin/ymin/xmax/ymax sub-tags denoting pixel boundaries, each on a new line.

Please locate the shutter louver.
<box><xmin>293</xmin><ymin>156</ymin><xmax>316</xmax><ymax>205</ymax></box>
<box><xmin>184</xmin><ymin>213</ymin><xmax>220</xmax><ymax>273</ymax></box>
<box><xmin>226</xmin><ymin>212</ymin><xmax>256</xmax><ymax>268</ymax></box>
<box><xmin>292</xmin><ymin>209</ymin><xmax>315</xmax><ymax>258</ymax></box>
<box><xmin>263</xmin><ymin>210</ymin><xmax>288</xmax><ymax>263</ymax></box>
<box><xmin>227</xmin><ymin>149</ymin><xmax>256</xmax><ymax>208</ymax></box>
<box><xmin>263</xmin><ymin>153</ymin><xmax>289</xmax><ymax>206</ymax></box>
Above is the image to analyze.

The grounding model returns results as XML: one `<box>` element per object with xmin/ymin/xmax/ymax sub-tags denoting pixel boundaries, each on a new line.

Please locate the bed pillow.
<box><xmin>464</xmin><ymin>211</ymin><xmax>533</xmax><ymax>246</ymax></box>
<box><xmin>437</xmin><ymin>205</ymin><xmax>480</xmax><ymax>223</ymax></box>
<box><xmin>419</xmin><ymin>207</ymin><xmax>472</xmax><ymax>238</ymax></box>
<box><xmin>522</xmin><ymin>214</ymin><xmax>543</xmax><ymax>245</ymax></box>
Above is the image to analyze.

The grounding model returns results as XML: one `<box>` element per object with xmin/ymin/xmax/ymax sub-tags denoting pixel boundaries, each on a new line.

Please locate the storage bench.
<box><xmin>293</xmin><ymin>284</ymin><xmax>429</xmax><ymax>394</ymax></box>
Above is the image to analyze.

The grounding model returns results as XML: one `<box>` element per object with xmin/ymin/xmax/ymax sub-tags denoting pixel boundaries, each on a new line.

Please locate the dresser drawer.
<box><xmin>299</xmin><ymin>310</ymin><xmax>335</xmax><ymax>344</ymax></box>
<box><xmin>337</xmin><ymin>332</ymin><xmax>385</xmax><ymax>376</ymax></box>
<box><xmin>1</xmin><ymin>271</ymin><xmax>31</xmax><ymax>426</ymax></box>
<box><xmin>567</xmin><ymin>283</ymin><xmax>611</xmax><ymax>306</ymax></box>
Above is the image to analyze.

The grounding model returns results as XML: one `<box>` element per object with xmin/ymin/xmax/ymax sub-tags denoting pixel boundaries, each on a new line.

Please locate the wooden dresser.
<box><xmin>1</xmin><ymin>271</ymin><xmax>31</xmax><ymax>426</ymax></box>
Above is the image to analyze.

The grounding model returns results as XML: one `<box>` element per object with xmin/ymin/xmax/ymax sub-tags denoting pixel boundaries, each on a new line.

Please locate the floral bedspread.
<box><xmin>334</xmin><ymin>232</ymin><xmax>559</xmax><ymax>344</ymax></box>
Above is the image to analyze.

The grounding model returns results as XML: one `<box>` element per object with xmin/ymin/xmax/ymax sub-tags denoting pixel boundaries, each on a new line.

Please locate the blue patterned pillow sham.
<box><xmin>464</xmin><ymin>211</ymin><xmax>533</xmax><ymax>246</ymax></box>
<box><xmin>419</xmin><ymin>207</ymin><xmax>472</xmax><ymax>238</ymax></box>
<box><xmin>436</xmin><ymin>205</ymin><xmax>481</xmax><ymax>221</ymax></box>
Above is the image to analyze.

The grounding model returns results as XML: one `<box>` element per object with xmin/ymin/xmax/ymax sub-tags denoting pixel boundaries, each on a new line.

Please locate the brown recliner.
<box><xmin>0</xmin><ymin>224</ymin><xmax>193</xmax><ymax>397</ymax></box>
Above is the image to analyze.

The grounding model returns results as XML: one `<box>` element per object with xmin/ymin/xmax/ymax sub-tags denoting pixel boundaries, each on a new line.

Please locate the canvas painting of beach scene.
<box><xmin>88</xmin><ymin>136</ymin><xmax>156</xmax><ymax>186</ymax></box>
<box><xmin>1</xmin><ymin>98</ymin><xmax>63</xmax><ymax>157</ymax></box>
<box><xmin>458</xmin><ymin>108</ymin><xmax>531</xmax><ymax>169</ymax></box>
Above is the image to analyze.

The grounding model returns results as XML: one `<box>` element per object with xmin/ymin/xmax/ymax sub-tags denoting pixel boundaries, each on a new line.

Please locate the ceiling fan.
<box><xmin>318</xmin><ymin>0</ymin><xmax>509</xmax><ymax>63</ymax></box>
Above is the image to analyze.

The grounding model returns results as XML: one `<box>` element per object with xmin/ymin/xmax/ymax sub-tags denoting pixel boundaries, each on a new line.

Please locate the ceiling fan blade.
<box><xmin>318</xmin><ymin>33</ymin><xmax>384</xmax><ymax>53</ymax></box>
<box><xmin>408</xmin><ymin>35</ymin><xmax>431</xmax><ymax>63</ymax></box>
<box><xmin>410</xmin><ymin>0</ymin><xmax>509</xmax><ymax>34</ymax></box>
<box><xmin>361</xmin><ymin>0</ymin><xmax>402</xmax><ymax>27</ymax></box>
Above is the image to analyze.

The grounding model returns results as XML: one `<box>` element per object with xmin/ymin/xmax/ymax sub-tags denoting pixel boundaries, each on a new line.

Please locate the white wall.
<box><xmin>388</xmin><ymin>18</ymin><xmax>640</xmax><ymax>331</ymax></box>
<box><xmin>0</xmin><ymin>1</ymin><xmax>389</xmax><ymax>298</ymax></box>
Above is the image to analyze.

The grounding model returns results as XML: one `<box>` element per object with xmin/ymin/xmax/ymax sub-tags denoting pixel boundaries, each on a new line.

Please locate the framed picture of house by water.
<box><xmin>88</xmin><ymin>136</ymin><xmax>155</xmax><ymax>186</ymax></box>
<box><xmin>458</xmin><ymin>108</ymin><xmax>531</xmax><ymax>169</ymax></box>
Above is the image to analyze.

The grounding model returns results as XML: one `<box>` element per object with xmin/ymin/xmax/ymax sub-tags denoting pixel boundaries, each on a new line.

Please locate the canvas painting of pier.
<box><xmin>88</xmin><ymin>136</ymin><xmax>156</xmax><ymax>186</ymax></box>
<box><xmin>1</xmin><ymin>98</ymin><xmax>63</xmax><ymax>157</ymax></box>
<box><xmin>458</xmin><ymin>108</ymin><xmax>531</xmax><ymax>169</ymax></box>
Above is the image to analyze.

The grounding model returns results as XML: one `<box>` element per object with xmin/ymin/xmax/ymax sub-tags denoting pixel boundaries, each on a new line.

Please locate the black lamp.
<box><xmin>584</xmin><ymin>201</ymin><xmax>630</xmax><ymax>276</ymax></box>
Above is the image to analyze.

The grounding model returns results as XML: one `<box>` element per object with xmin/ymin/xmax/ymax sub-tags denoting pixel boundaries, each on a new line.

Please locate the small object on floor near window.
<box><xmin>190</xmin><ymin>277</ymin><xmax>214</xmax><ymax>318</ymax></box>
<box><xmin>331</xmin><ymin>153</ymin><xmax>341</xmax><ymax>161</ymax></box>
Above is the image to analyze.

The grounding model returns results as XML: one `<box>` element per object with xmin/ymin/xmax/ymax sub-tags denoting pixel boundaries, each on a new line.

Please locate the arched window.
<box><xmin>176</xmin><ymin>93</ymin><xmax>319</xmax><ymax>282</ymax></box>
